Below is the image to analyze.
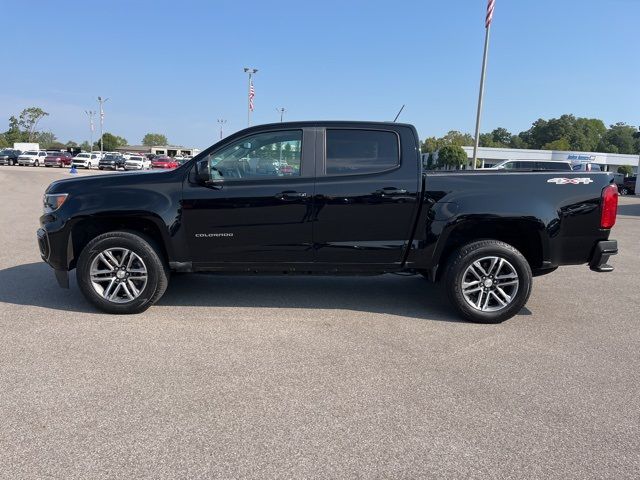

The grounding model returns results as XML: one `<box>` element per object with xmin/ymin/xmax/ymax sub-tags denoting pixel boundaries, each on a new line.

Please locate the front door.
<box><xmin>182</xmin><ymin>128</ymin><xmax>315</xmax><ymax>267</ymax></box>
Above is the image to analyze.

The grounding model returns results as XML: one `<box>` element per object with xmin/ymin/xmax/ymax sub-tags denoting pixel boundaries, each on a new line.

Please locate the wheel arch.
<box><xmin>68</xmin><ymin>214</ymin><xmax>171</xmax><ymax>270</ymax></box>
<box><xmin>432</xmin><ymin>218</ymin><xmax>547</xmax><ymax>281</ymax></box>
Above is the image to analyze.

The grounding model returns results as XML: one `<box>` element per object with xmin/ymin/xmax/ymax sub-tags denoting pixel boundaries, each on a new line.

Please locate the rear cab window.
<box><xmin>325</xmin><ymin>129</ymin><xmax>399</xmax><ymax>175</ymax></box>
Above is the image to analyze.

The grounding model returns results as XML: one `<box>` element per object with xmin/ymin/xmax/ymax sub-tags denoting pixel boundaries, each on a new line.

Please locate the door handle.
<box><xmin>376</xmin><ymin>187</ymin><xmax>408</xmax><ymax>196</ymax></box>
<box><xmin>275</xmin><ymin>191</ymin><xmax>308</xmax><ymax>200</ymax></box>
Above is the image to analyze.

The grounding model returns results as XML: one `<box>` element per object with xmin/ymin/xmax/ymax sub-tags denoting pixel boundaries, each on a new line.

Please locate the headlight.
<box><xmin>43</xmin><ymin>193</ymin><xmax>68</xmax><ymax>213</ymax></box>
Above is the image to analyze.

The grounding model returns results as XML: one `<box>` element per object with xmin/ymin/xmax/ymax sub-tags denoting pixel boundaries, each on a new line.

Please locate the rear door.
<box><xmin>312</xmin><ymin>126</ymin><xmax>421</xmax><ymax>266</ymax></box>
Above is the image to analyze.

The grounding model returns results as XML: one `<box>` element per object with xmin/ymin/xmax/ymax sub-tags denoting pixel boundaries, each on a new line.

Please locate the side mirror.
<box><xmin>195</xmin><ymin>159</ymin><xmax>210</xmax><ymax>184</ymax></box>
<box><xmin>195</xmin><ymin>159</ymin><xmax>224</xmax><ymax>189</ymax></box>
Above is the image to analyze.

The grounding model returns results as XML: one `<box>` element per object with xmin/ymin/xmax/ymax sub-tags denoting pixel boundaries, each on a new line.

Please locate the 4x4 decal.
<box><xmin>547</xmin><ymin>178</ymin><xmax>594</xmax><ymax>185</ymax></box>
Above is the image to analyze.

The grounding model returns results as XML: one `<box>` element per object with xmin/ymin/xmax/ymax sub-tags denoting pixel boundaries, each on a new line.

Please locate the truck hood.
<box><xmin>45</xmin><ymin>169</ymin><xmax>179</xmax><ymax>194</ymax></box>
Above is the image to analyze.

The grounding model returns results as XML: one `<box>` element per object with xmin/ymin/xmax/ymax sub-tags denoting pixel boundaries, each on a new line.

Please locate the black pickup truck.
<box><xmin>38</xmin><ymin>121</ymin><xmax>619</xmax><ymax>323</ymax></box>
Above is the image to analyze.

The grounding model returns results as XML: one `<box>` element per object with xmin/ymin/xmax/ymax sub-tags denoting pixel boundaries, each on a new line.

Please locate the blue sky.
<box><xmin>1</xmin><ymin>0</ymin><xmax>638</xmax><ymax>148</ymax></box>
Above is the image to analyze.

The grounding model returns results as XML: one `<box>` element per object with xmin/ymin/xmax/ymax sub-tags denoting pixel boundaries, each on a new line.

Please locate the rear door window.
<box><xmin>325</xmin><ymin>129</ymin><xmax>399</xmax><ymax>175</ymax></box>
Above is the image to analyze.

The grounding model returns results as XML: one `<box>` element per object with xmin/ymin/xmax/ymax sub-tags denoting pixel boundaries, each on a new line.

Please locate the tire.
<box><xmin>34</xmin><ymin>160</ymin><xmax>39</xmax><ymax>167</ymax></box>
<box><xmin>620</xmin><ymin>187</ymin><xmax>629</xmax><ymax>195</ymax></box>
<box><xmin>76</xmin><ymin>231</ymin><xmax>169</xmax><ymax>314</ymax></box>
<box><xmin>444</xmin><ymin>240</ymin><xmax>533</xmax><ymax>324</ymax></box>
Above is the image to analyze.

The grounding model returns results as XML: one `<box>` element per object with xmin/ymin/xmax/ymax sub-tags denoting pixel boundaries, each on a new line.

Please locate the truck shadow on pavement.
<box><xmin>0</xmin><ymin>262</ymin><xmax>531</xmax><ymax>323</ymax></box>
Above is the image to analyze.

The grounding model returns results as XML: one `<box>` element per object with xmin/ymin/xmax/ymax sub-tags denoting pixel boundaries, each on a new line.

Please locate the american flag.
<box><xmin>485</xmin><ymin>0</ymin><xmax>495</xmax><ymax>28</ymax></box>
<box><xmin>249</xmin><ymin>80</ymin><xmax>255</xmax><ymax>112</ymax></box>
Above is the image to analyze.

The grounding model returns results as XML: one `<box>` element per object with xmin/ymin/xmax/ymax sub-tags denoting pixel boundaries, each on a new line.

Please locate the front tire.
<box><xmin>444</xmin><ymin>240</ymin><xmax>532</xmax><ymax>324</ymax></box>
<box><xmin>620</xmin><ymin>187</ymin><xmax>629</xmax><ymax>195</ymax></box>
<box><xmin>76</xmin><ymin>231</ymin><xmax>169</xmax><ymax>314</ymax></box>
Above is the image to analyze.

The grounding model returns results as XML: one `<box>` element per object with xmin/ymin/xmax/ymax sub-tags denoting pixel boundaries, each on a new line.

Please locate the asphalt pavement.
<box><xmin>0</xmin><ymin>166</ymin><xmax>639</xmax><ymax>479</ymax></box>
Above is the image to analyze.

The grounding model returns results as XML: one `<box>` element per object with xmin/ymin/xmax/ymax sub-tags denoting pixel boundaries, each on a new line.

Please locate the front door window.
<box><xmin>202</xmin><ymin>130</ymin><xmax>302</xmax><ymax>180</ymax></box>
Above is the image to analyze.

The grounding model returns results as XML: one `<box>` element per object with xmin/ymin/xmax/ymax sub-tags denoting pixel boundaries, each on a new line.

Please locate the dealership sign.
<box><xmin>567</xmin><ymin>154</ymin><xmax>595</xmax><ymax>162</ymax></box>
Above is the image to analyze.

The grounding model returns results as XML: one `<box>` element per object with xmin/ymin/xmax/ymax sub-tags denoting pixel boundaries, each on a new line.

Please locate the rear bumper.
<box><xmin>589</xmin><ymin>240</ymin><xmax>617</xmax><ymax>272</ymax></box>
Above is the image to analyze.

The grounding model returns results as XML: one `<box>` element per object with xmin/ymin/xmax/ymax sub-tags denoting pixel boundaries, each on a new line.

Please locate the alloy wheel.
<box><xmin>461</xmin><ymin>256</ymin><xmax>519</xmax><ymax>312</ymax></box>
<box><xmin>89</xmin><ymin>248</ymin><xmax>148</xmax><ymax>303</ymax></box>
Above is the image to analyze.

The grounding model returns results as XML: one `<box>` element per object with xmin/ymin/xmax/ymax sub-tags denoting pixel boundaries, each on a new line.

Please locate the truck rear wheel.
<box><xmin>76</xmin><ymin>231</ymin><xmax>169</xmax><ymax>314</ymax></box>
<box><xmin>444</xmin><ymin>240</ymin><xmax>532</xmax><ymax>323</ymax></box>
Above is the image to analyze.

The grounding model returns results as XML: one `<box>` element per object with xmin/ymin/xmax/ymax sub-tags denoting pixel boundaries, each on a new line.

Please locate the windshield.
<box><xmin>130</xmin><ymin>156</ymin><xmax>143</xmax><ymax>161</ymax></box>
<box><xmin>0</xmin><ymin>149</ymin><xmax>11</xmax><ymax>155</ymax></box>
<box><xmin>76</xmin><ymin>153</ymin><xmax>89</xmax><ymax>158</ymax></box>
<box><xmin>24</xmin><ymin>151</ymin><xmax>38</xmax><ymax>155</ymax></box>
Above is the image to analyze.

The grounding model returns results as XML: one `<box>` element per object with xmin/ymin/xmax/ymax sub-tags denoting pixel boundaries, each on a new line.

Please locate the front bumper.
<box><xmin>37</xmin><ymin>227</ymin><xmax>70</xmax><ymax>288</ymax></box>
<box><xmin>589</xmin><ymin>240</ymin><xmax>617</xmax><ymax>272</ymax></box>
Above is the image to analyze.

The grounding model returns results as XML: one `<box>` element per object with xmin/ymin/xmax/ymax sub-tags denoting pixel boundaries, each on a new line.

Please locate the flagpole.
<box><xmin>472</xmin><ymin>1</ymin><xmax>494</xmax><ymax>170</ymax></box>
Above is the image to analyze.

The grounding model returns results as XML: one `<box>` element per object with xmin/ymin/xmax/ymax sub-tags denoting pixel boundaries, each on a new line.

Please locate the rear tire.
<box><xmin>76</xmin><ymin>231</ymin><xmax>169</xmax><ymax>314</ymax></box>
<box><xmin>34</xmin><ymin>160</ymin><xmax>39</xmax><ymax>167</ymax></box>
<box><xmin>444</xmin><ymin>240</ymin><xmax>532</xmax><ymax>324</ymax></box>
<box><xmin>620</xmin><ymin>187</ymin><xmax>629</xmax><ymax>195</ymax></box>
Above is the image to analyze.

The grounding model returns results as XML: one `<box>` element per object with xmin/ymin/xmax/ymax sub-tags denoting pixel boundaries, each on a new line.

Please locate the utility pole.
<box><xmin>276</xmin><ymin>107</ymin><xmax>286</xmax><ymax>122</ymax></box>
<box><xmin>243</xmin><ymin>67</ymin><xmax>257</xmax><ymax>126</ymax></box>
<box><xmin>217</xmin><ymin>119</ymin><xmax>227</xmax><ymax>139</ymax></box>
<box><xmin>84</xmin><ymin>110</ymin><xmax>95</xmax><ymax>152</ymax></box>
<box><xmin>97</xmin><ymin>96</ymin><xmax>109</xmax><ymax>154</ymax></box>
<box><xmin>472</xmin><ymin>0</ymin><xmax>496</xmax><ymax>170</ymax></box>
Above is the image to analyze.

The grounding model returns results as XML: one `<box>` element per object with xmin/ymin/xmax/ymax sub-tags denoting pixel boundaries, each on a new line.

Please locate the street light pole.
<box><xmin>277</xmin><ymin>107</ymin><xmax>286</xmax><ymax>122</ymax></box>
<box><xmin>97</xmin><ymin>96</ymin><xmax>109</xmax><ymax>154</ymax></box>
<box><xmin>217</xmin><ymin>119</ymin><xmax>227</xmax><ymax>139</ymax></box>
<box><xmin>84</xmin><ymin>110</ymin><xmax>95</xmax><ymax>152</ymax></box>
<box><xmin>243</xmin><ymin>67</ymin><xmax>257</xmax><ymax>127</ymax></box>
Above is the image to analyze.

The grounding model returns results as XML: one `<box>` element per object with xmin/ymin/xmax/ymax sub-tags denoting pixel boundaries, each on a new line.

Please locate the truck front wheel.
<box><xmin>76</xmin><ymin>231</ymin><xmax>169</xmax><ymax>314</ymax></box>
<box><xmin>444</xmin><ymin>240</ymin><xmax>532</xmax><ymax>324</ymax></box>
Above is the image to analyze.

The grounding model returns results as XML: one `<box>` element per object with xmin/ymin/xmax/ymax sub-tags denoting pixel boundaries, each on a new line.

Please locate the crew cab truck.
<box><xmin>38</xmin><ymin>121</ymin><xmax>619</xmax><ymax>323</ymax></box>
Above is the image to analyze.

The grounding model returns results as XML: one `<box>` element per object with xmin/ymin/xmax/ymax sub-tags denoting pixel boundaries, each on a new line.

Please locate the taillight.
<box><xmin>600</xmin><ymin>184</ymin><xmax>618</xmax><ymax>229</ymax></box>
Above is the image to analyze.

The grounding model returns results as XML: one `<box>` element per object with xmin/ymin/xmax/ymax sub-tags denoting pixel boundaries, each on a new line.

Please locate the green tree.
<box><xmin>490</xmin><ymin>127</ymin><xmax>512</xmax><ymax>146</ymax></box>
<box><xmin>437</xmin><ymin>145</ymin><xmax>468</xmax><ymax>170</ymax></box>
<box><xmin>479</xmin><ymin>133</ymin><xmax>499</xmax><ymax>147</ymax></box>
<box><xmin>0</xmin><ymin>135</ymin><xmax>8</xmax><ymax>149</ymax></box>
<box><xmin>518</xmin><ymin>114</ymin><xmax>606</xmax><ymax>151</ymax></box>
<box><xmin>142</xmin><ymin>133</ymin><xmax>168</xmax><ymax>146</ymax></box>
<box><xmin>442</xmin><ymin>130</ymin><xmax>474</xmax><ymax>146</ymax></box>
<box><xmin>598</xmin><ymin>123</ymin><xmax>638</xmax><ymax>154</ymax></box>
<box><xmin>3</xmin><ymin>116</ymin><xmax>27</xmax><ymax>145</ymax></box>
<box><xmin>617</xmin><ymin>165</ymin><xmax>634</xmax><ymax>176</ymax></box>
<box><xmin>95</xmin><ymin>133</ymin><xmax>128</xmax><ymax>151</ymax></box>
<box><xmin>18</xmin><ymin>107</ymin><xmax>49</xmax><ymax>141</ymax></box>
<box><xmin>34</xmin><ymin>131</ymin><xmax>57</xmax><ymax>148</ymax></box>
<box><xmin>543</xmin><ymin>138</ymin><xmax>571</xmax><ymax>150</ymax></box>
<box><xmin>65</xmin><ymin>140</ymin><xmax>78</xmax><ymax>148</ymax></box>
<box><xmin>80</xmin><ymin>141</ymin><xmax>91</xmax><ymax>152</ymax></box>
<box><xmin>421</xmin><ymin>136</ymin><xmax>444</xmax><ymax>153</ymax></box>
<box><xmin>509</xmin><ymin>135</ymin><xmax>528</xmax><ymax>149</ymax></box>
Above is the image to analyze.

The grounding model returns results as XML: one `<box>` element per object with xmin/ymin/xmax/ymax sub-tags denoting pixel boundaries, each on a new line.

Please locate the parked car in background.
<box><xmin>619</xmin><ymin>176</ymin><xmax>637</xmax><ymax>195</ymax></box>
<box><xmin>0</xmin><ymin>148</ymin><xmax>22</xmax><ymax>166</ymax></box>
<box><xmin>491</xmin><ymin>160</ymin><xmax>572</xmax><ymax>171</ymax></box>
<box><xmin>151</xmin><ymin>156</ymin><xmax>179</xmax><ymax>169</ymax></box>
<box><xmin>72</xmin><ymin>152</ymin><xmax>100</xmax><ymax>169</ymax></box>
<box><xmin>124</xmin><ymin>155</ymin><xmax>151</xmax><ymax>170</ymax></box>
<box><xmin>44</xmin><ymin>151</ymin><xmax>73</xmax><ymax>168</ymax></box>
<box><xmin>99</xmin><ymin>153</ymin><xmax>126</xmax><ymax>170</ymax></box>
<box><xmin>571</xmin><ymin>162</ymin><xmax>602</xmax><ymax>172</ymax></box>
<box><xmin>18</xmin><ymin>150</ymin><xmax>48</xmax><ymax>166</ymax></box>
